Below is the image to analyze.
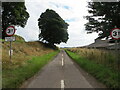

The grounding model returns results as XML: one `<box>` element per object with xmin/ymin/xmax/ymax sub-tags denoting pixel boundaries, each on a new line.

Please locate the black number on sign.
<box><xmin>113</xmin><ymin>31</ymin><xmax>117</xmax><ymax>36</ymax></box>
<box><xmin>118</xmin><ymin>31</ymin><xmax>120</xmax><ymax>35</ymax></box>
<box><xmin>7</xmin><ymin>28</ymin><xmax>13</xmax><ymax>34</ymax></box>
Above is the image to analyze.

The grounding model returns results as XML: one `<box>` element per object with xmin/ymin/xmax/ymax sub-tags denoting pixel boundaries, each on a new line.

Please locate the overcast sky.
<box><xmin>16</xmin><ymin>0</ymin><xmax>98</xmax><ymax>47</ymax></box>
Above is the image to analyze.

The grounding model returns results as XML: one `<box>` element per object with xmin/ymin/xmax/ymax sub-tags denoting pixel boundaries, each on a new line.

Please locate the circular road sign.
<box><xmin>110</xmin><ymin>28</ymin><xmax>120</xmax><ymax>40</ymax></box>
<box><xmin>5</xmin><ymin>26</ymin><xmax>16</xmax><ymax>36</ymax></box>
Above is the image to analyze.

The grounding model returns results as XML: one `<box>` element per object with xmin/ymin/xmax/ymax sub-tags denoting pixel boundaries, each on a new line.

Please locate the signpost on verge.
<box><xmin>110</xmin><ymin>28</ymin><xmax>120</xmax><ymax>69</ymax></box>
<box><xmin>5</xmin><ymin>26</ymin><xmax>16</xmax><ymax>63</ymax></box>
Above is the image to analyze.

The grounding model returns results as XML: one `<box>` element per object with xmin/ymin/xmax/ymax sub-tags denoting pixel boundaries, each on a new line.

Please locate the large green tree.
<box><xmin>2</xmin><ymin>2</ymin><xmax>29</xmax><ymax>38</ymax></box>
<box><xmin>38</xmin><ymin>9</ymin><xmax>69</xmax><ymax>45</ymax></box>
<box><xmin>85</xmin><ymin>2</ymin><xmax>120</xmax><ymax>40</ymax></box>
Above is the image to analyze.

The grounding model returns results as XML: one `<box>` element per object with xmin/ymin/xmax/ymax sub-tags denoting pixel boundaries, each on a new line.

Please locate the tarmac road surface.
<box><xmin>22</xmin><ymin>50</ymin><xmax>106</xmax><ymax>89</ymax></box>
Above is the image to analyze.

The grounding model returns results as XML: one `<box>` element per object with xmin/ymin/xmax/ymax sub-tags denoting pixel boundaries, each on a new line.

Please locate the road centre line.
<box><xmin>61</xmin><ymin>80</ymin><xmax>65</xmax><ymax>90</ymax></box>
<box><xmin>62</xmin><ymin>57</ymin><xmax>64</xmax><ymax>66</ymax></box>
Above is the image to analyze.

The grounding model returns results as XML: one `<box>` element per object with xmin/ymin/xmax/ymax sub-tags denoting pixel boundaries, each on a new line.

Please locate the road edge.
<box><xmin>20</xmin><ymin>51</ymin><xmax>60</xmax><ymax>88</ymax></box>
<box><xmin>64</xmin><ymin>50</ymin><xmax>107</xmax><ymax>88</ymax></box>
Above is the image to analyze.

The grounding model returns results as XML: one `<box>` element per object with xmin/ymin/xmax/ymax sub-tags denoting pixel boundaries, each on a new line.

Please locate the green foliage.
<box><xmin>67</xmin><ymin>48</ymin><xmax>119</xmax><ymax>71</ymax></box>
<box><xmin>2</xmin><ymin>51</ymin><xmax>59</xmax><ymax>88</ymax></box>
<box><xmin>85</xmin><ymin>2</ymin><xmax>120</xmax><ymax>39</ymax></box>
<box><xmin>66</xmin><ymin>50</ymin><xmax>120</xmax><ymax>88</ymax></box>
<box><xmin>2</xmin><ymin>2</ymin><xmax>29</xmax><ymax>39</ymax></box>
<box><xmin>38</xmin><ymin>9</ymin><xmax>69</xmax><ymax>45</ymax></box>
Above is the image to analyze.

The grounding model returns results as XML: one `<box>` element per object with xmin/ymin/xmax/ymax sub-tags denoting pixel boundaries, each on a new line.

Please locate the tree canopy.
<box><xmin>2</xmin><ymin>2</ymin><xmax>29</xmax><ymax>38</ymax></box>
<box><xmin>85</xmin><ymin>2</ymin><xmax>120</xmax><ymax>40</ymax></box>
<box><xmin>38</xmin><ymin>9</ymin><xmax>69</xmax><ymax>45</ymax></box>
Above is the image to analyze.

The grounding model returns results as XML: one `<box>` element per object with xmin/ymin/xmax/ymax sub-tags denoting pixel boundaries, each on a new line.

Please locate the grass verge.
<box><xmin>66</xmin><ymin>50</ymin><xmax>120</xmax><ymax>88</ymax></box>
<box><xmin>2</xmin><ymin>51</ymin><xmax>59</xmax><ymax>88</ymax></box>
<box><xmin>67</xmin><ymin>48</ymin><xmax>120</xmax><ymax>70</ymax></box>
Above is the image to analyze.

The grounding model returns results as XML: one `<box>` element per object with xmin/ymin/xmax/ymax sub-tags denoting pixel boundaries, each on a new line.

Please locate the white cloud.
<box><xmin>16</xmin><ymin>0</ymin><xmax>98</xmax><ymax>47</ymax></box>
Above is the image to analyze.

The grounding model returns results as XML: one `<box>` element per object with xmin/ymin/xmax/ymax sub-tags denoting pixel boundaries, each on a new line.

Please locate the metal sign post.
<box><xmin>111</xmin><ymin>28</ymin><xmax>120</xmax><ymax>56</ymax></box>
<box><xmin>115</xmin><ymin>40</ymin><xmax>119</xmax><ymax>69</ymax></box>
<box><xmin>10</xmin><ymin>41</ymin><xmax>12</xmax><ymax>63</ymax></box>
<box><xmin>5</xmin><ymin>37</ymin><xmax>15</xmax><ymax>63</ymax></box>
<box><xmin>5</xmin><ymin>26</ymin><xmax>16</xmax><ymax>63</ymax></box>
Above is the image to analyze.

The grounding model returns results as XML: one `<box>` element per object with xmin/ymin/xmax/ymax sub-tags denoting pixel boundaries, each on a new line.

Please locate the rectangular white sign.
<box><xmin>5</xmin><ymin>37</ymin><xmax>15</xmax><ymax>42</ymax></box>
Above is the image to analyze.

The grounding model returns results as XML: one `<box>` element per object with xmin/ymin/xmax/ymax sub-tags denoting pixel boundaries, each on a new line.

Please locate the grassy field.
<box><xmin>66</xmin><ymin>48</ymin><xmax>120</xmax><ymax>88</ymax></box>
<box><xmin>2</xmin><ymin>35</ymin><xmax>59</xmax><ymax>88</ymax></box>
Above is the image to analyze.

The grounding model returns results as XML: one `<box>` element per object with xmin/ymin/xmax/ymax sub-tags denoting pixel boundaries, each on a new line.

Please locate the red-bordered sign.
<box><xmin>5</xmin><ymin>26</ymin><xmax>16</xmax><ymax>36</ymax></box>
<box><xmin>110</xmin><ymin>28</ymin><xmax>120</xmax><ymax>40</ymax></box>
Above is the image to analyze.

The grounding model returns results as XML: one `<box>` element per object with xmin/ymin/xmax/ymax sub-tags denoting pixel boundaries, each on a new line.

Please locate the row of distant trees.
<box><xmin>2</xmin><ymin>1</ymin><xmax>120</xmax><ymax>45</ymax></box>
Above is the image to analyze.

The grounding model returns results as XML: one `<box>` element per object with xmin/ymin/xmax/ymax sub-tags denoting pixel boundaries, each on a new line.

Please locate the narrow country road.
<box><xmin>22</xmin><ymin>50</ymin><xmax>106</xmax><ymax>89</ymax></box>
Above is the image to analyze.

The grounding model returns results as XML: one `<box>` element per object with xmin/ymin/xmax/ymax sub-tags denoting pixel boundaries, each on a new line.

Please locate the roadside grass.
<box><xmin>2</xmin><ymin>35</ymin><xmax>59</xmax><ymax>88</ymax></box>
<box><xmin>2</xmin><ymin>40</ymin><xmax>54</xmax><ymax>69</ymax></box>
<box><xmin>2</xmin><ymin>51</ymin><xmax>59</xmax><ymax>88</ymax></box>
<box><xmin>66</xmin><ymin>50</ymin><xmax>120</xmax><ymax>88</ymax></box>
<box><xmin>68</xmin><ymin>48</ymin><xmax>119</xmax><ymax>70</ymax></box>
